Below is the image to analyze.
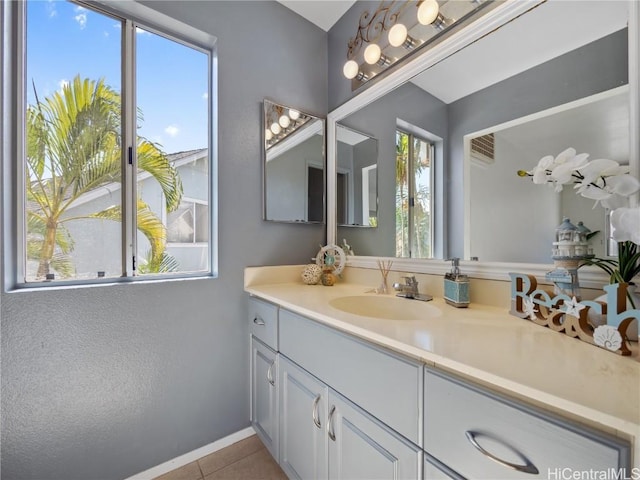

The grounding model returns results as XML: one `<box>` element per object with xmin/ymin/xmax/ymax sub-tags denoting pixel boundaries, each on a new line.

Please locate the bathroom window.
<box><xmin>396</xmin><ymin>129</ymin><xmax>434</xmax><ymax>258</ymax></box>
<box><xmin>5</xmin><ymin>0</ymin><xmax>217</xmax><ymax>285</ymax></box>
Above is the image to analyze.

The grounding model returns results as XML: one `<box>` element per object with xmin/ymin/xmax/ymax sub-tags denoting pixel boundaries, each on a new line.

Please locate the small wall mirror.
<box><xmin>336</xmin><ymin>124</ymin><xmax>378</xmax><ymax>227</ymax></box>
<box><xmin>263</xmin><ymin>99</ymin><xmax>325</xmax><ymax>223</ymax></box>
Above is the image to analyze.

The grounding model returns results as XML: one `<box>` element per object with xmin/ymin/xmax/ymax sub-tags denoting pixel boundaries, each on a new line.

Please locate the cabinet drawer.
<box><xmin>248</xmin><ymin>297</ymin><xmax>278</xmax><ymax>349</ymax></box>
<box><xmin>279</xmin><ymin>309</ymin><xmax>423</xmax><ymax>446</ymax></box>
<box><xmin>424</xmin><ymin>369</ymin><xmax>630</xmax><ymax>479</ymax></box>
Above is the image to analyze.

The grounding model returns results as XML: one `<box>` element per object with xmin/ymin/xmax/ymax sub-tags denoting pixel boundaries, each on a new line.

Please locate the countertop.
<box><xmin>245</xmin><ymin>271</ymin><xmax>640</xmax><ymax>453</ymax></box>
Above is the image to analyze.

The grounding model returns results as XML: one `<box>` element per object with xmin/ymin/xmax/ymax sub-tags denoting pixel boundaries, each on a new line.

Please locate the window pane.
<box><xmin>395</xmin><ymin>131</ymin><xmax>409</xmax><ymax>257</ymax></box>
<box><xmin>25</xmin><ymin>1</ymin><xmax>122</xmax><ymax>282</ymax></box>
<box><xmin>167</xmin><ymin>202</ymin><xmax>195</xmax><ymax>243</ymax></box>
<box><xmin>412</xmin><ymin>138</ymin><xmax>432</xmax><ymax>258</ymax></box>
<box><xmin>136</xmin><ymin>27</ymin><xmax>209</xmax><ymax>275</ymax></box>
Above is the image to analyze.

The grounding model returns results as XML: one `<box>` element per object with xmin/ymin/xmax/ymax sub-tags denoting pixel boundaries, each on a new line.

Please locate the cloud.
<box><xmin>136</xmin><ymin>28</ymin><xmax>151</xmax><ymax>36</ymax></box>
<box><xmin>113</xmin><ymin>23</ymin><xmax>121</xmax><ymax>30</ymax></box>
<box><xmin>164</xmin><ymin>125</ymin><xmax>180</xmax><ymax>137</ymax></box>
<box><xmin>46</xmin><ymin>1</ymin><xmax>57</xmax><ymax>18</ymax></box>
<box><xmin>58</xmin><ymin>79</ymin><xmax>69</xmax><ymax>92</ymax></box>
<box><xmin>74</xmin><ymin>12</ymin><xmax>87</xmax><ymax>29</ymax></box>
<box><xmin>202</xmin><ymin>92</ymin><xmax>208</xmax><ymax>100</ymax></box>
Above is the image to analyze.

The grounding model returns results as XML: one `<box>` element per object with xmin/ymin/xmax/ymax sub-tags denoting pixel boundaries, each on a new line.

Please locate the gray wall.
<box><xmin>0</xmin><ymin>2</ymin><xmax>327</xmax><ymax>479</ymax></box>
<box><xmin>328</xmin><ymin>1</ymin><xmax>379</xmax><ymax>110</ymax></box>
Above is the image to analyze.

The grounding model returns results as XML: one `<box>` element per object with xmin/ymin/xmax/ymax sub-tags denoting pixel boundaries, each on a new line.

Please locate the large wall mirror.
<box><xmin>328</xmin><ymin>0</ymin><xmax>639</xmax><ymax>276</ymax></box>
<box><xmin>263</xmin><ymin>99</ymin><xmax>325</xmax><ymax>223</ymax></box>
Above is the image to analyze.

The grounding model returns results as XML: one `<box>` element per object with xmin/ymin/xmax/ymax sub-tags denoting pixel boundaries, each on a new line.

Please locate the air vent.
<box><xmin>471</xmin><ymin>133</ymin><xmax>495</xmax><ymax>166</ymax></box>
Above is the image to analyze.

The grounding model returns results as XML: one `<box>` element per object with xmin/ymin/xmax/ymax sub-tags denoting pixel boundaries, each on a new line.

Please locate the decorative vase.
<box><xmin>588</xmin><ymin>284</ymin><xmax>639</xmax><ymax>342</ymax></box>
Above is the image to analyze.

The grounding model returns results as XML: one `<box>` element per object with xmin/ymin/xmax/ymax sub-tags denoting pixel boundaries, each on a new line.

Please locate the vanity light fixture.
<box><xmin>264</xmin><ymin>100</ymin><xmax>313</xmax><ymax>149</ymax></box>
<box><xmin>388</xmin><ymin>23</ymin><xmax>417</xmax><ymax>49</ymax></box>
<box><xmin>342</xmin><ymin>0</ymin><xmax>493</xmax><ymax>89</ymax></box>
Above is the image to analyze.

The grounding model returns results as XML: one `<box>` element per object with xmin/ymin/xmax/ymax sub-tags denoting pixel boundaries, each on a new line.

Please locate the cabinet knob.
<box><xmin>464</xmin><ymin>430</ymin><xmax>539</xmax><ymax>475</ymax></box>
<box><xmin>253</xmin><ymin>316</ymin><xmax>265</xmax><ymax>326</ymax></box>
<box><xmin>312</xmin><ymin>395</ymin><xmax>322</xmax><ymax>429</ymax></box>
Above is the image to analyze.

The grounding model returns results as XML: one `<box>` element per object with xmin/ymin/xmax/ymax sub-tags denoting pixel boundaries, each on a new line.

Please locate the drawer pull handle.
<box><xmin>328</xmin><ymin>405</ymin><xmax>337</xmax><ymax>441</ymax></box>
<box><xmin>312</xmin><ymin>395</ymin><xmax>322</xmax><ymax>429</ymax></box>
<box><xmin>266</xmin><ymin>362</ymin><xmax>275</xmax><ymax>386</ymax></box>
<box><xmin>465</xmin><ymin>431</ymin><xmax>539</xmax><ymax>475</ymax></box>
<box><xmin>253</xmin><ymin>316</ymin><xmax>265</xmax><ymax>326</ymax></box>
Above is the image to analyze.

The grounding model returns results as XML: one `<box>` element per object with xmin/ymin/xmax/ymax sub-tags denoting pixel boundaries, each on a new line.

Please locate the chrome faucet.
<box><xmin>393</xmin><ymin>276</ymin><xmax>419</xmax><ymax>298</ymax></box>
<box><xmin>393</xmin><ymin>276</ymin><xmax>433</xmax><ymax>302</ymax></box>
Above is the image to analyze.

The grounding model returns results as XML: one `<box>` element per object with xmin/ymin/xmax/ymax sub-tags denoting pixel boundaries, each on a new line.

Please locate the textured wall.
<box><xmin>0</xmin><ymin>1</ymin><xmax>327</xmax><ymax>479</ymax></box>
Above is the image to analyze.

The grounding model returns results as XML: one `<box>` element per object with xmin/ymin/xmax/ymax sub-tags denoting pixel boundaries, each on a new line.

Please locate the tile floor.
<box><xmin>153</xmin><ymin>435</ymin><xmax>287</xmax><ymax>480</ymax></box>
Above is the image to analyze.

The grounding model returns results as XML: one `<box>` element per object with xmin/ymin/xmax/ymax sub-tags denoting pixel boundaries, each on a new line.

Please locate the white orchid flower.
<box><xmin>610</xmin><ymin>206</ymin><xmax>640</xmax><ymax>245</ymax></box>
<box><xmin>575</xmin><ymin>158</ymin><xmax>628</xmax><ymax>193</ymax></box>
<box><xmin>530</xmin><ymin>155</ymin><xmax>555</xmax><ymax>184</ymax></box>
<box><xmin>550</xmin><ymin>152</ymin><xmax>589</xmax><ymax>184</ymax></box>
<box><xmin>578</xmin><ymin>173</ymin><xmax>640</xmax><ymax>208</ymax></box>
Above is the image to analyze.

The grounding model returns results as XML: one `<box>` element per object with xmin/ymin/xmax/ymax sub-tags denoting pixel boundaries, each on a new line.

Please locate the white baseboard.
<box><xmin>126</xmin><ymin>426</ymin><xmax>256</xmax><ymax>480</ymax></box>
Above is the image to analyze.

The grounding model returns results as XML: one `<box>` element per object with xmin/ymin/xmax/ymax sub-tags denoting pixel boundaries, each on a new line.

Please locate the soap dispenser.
<box><xmin>444</xmin><ymin>258</ymin><xmax>469</xmax><ymax>308</ymax></box>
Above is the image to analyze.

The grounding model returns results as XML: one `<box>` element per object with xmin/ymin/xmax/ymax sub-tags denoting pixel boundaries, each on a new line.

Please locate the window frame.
<box><xmin>2</xmin><ymin>0</ymin><xmax>218</xmax><ymax>289</ymax></box>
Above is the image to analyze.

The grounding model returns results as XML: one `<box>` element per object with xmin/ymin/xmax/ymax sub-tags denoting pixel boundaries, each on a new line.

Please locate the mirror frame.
<box><xmin>327</xmin><ymin>0</ymin><xmax>640</xmax><ymax>288</ymax></box>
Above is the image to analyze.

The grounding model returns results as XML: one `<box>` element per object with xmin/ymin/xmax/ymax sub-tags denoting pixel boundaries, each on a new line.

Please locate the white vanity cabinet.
<box><xmin>424</xmin><ymin>369</ymin><xmax>631</xmax><ymax>478</ymax></box>
<box><xmin>248</xmin><ymin>293</ymin><xmax>633</xmax><ymax>480</ymax></box>
<box><xmin>279</xmin><ymin>351</ymin><xmax>422</xmax><ymax>480</ymax></box>
<box><xmin>279</xmin><ymin>355</ymin><xmax>329</xmax><ymax>480</ymax></box>
<box><xmin>250</xmin><ymin>337</ymin><xmax>278</xmax><ymax>460</ymax></box>
<box><xmin>249</xmin><ymin>298</ymin><xmax>280</xmax><ymax>460</ymax></box>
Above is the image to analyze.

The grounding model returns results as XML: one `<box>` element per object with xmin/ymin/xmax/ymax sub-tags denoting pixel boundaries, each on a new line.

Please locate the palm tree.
<box><xmin>26</xmin><ymin>75</ymin><xmax>182</xmax><ymax>279</ymax></box>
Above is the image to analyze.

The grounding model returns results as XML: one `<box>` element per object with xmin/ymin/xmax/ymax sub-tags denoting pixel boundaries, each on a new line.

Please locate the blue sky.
<box><xmin>27</xmin><ymin>0</ymin><xmax>209</xmax><ymax>154</ymax></box>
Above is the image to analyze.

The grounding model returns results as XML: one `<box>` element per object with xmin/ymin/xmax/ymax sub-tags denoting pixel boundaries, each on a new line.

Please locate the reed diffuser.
<box><xmin>376</xmin><ymin>260</ymin><xmax>393</xmax><ymax>294</ymax></box>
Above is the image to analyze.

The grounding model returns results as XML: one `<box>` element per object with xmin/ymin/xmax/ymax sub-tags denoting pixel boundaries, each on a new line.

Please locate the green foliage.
<box><xmin>26</xmin><ymin>75</ymin><xmax>183</xmax><ymax>279</ymax></box>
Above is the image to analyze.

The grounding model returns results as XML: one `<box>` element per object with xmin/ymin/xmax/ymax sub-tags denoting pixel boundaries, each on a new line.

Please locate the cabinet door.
<box><xmin>279</xmin><ymin>356</ymin><xmax>329</xmax><ymax>480</ymax></box>
<box><xmin>251</xmin><ymin>337</ymin><xmax>278</xmax><ymax>460</ymax></box>
<box><xmin>328</xmin><ymin>390</ymin><xmax>422</xmax><ymax>480</ymax></box>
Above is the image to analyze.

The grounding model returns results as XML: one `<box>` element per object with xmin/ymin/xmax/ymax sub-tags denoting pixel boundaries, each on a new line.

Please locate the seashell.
<box><xmin>593</xmin><ymin>325</ymin><xmax>622</xmax><ymax>351</ymax></box>
<box><xmin>301</xmin><ymin>264</ymin><xmax>322</xmax><ymax>285</ymax></box>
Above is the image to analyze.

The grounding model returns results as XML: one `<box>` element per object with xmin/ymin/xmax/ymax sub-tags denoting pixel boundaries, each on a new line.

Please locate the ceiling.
<box><xmin>277</xmin><ymin>0</ymin><xmax>355</xmax><ymax>31</ymax></box>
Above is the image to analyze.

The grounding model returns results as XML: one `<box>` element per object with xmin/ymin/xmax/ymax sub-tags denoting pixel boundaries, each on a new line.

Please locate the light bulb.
<box><xmin>388</xmin><ymin>24</ymin><xmax>408</xmax><ymax>47</ymax></box>
<box><xmin>289</xmin><ymin>109</ymin><xmax>300</xmax><ymax>121</ymax></box>
<box><xmin>343</xmin><ymin>60</ymin><xmax>360</xmax><ymax>79</ymax></box>
<box><xmin>265</xmin><ymin>129</ymin><xmax>273</xmax><ymax>141</ymax></box>
<box><xmin>279</xmin><ymin>115</ymin><xmax>290</xmax><ymax>128</ymax></box>
<box><xmin>270</xmin><ymin>122</ymin><xmax>281</xmax><ymax>135</ymax></box>
<box><xmin>364</xmin><ymin>44</ymin><xmax>382</xmax><ymax>65</ymax></box>
<box><xmin>417</xmin><ymin>0</ymin><xmax>439</xmax><ymax>25</ymax></box>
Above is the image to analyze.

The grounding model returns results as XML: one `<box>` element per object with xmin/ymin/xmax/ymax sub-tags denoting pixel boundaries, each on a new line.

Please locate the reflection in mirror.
<box><xmin>466</xmin><ymin>86</ymin><xmax>629</xmax><ymax>264</ymax></box>
<box><xmin>336</xmin><ymin>124</ymin><xmax>378</xmax><ymax>228</ymax></box>
<box><xmin>263</xmin><ymin>99</ymin><xmax>325</xmax><ymax>223</ymax></box>
<box><xmin>332</xmin><ymin>0</ymin><xmax>630</xmax><ymax>264</ymax></box>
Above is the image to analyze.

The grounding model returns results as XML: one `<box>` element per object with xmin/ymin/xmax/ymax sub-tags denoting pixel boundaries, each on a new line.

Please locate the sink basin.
<box><xmin>329</xmin><ymin>295</ymin><xmax>441</xmax><ymax>320</ymax></box>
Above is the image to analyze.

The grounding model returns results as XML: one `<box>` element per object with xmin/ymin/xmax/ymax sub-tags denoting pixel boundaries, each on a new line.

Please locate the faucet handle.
<box><xmin>402</xmin><ymin>275</ymin><xmax>417</xmax><ymax>285</ymax></box>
